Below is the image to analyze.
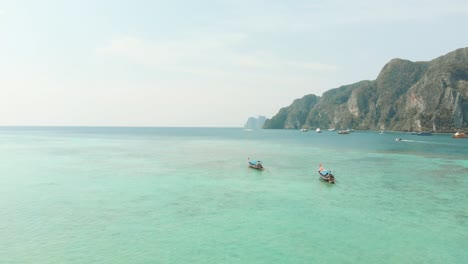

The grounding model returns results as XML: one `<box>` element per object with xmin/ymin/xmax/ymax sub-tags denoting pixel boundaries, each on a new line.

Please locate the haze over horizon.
<box><xmin>1</xmin><ymin>0</ymin><xmax>468</xmax><ymax>127</ymax></box>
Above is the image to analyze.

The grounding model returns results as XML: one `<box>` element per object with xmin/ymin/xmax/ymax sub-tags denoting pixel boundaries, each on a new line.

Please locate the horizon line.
<box><xmin>0</xmin><ymin>125</ymin><xmax>243</xmax><ymax>129</ymax></box>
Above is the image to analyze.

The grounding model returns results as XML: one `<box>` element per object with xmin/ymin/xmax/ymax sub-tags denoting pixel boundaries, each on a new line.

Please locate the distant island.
<box><xmin>244</xmin><ymin>116</ymin><xmax>267</xmax><ymax>129</ymax></box>
<box><xmin>263</xmin><ymin>47</ymin><xmax>468</xmax><ymax>132</ymax></box>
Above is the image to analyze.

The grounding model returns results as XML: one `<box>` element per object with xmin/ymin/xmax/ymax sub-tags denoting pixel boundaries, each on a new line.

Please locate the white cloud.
<box><xmin>97</xmin><ymin>36</ymin><xmax>181</xmax><ymax>67</ymax></box>
<box><xmin>331</xmin><ymin>1</ymin><xmax>468</xmax><ymax>25</ymax></box>
<box><xmin>97</xmin><ymin>35</ymin><xmax>337</xmax><ymax>74</ymax></box>
<box><xmin>289</xmin><ymin>61</ymin><xmax>338</xmax><ymax>71</ymax></box>
<box><xmin>93</xmin><ymin>34</ymin><xmax>338</xmax><ymax>126</ymax></box>
<box><xmin>218</xmin><ymin>0</ymin><xmax>468</xmax><ymax>33</ymax></box>
<box><xmin>97</xmin><ymin>34</ymin><xmax>245</xmax><ymax>67</ymax></box>
<box><xmin>232</xmin><ymin>53</ymin><xmax>337</xmax><ymax>72</ymax></box>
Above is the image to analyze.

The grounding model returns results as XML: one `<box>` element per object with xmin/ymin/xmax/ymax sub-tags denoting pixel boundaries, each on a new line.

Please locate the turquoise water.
<box><xmin>0</xmin><ymin>127</ymin><xmax>467</xmax><ymax>263</ymax></box>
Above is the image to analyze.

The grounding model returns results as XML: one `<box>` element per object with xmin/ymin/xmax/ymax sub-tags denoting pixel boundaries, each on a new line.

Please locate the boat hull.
<box><xmin>453</xmin><ymin>132</ymin><xmax>468</xmax><ymax>138</ymax></box>
<box><xmin>318</xmin><ymin>171</ymin><xmax>335</xmax><ymax>184</ymax></box>
<box><xmin>248</xmin><ymin>164</ymin><xmax>264</xmax><ymax>170</ymax></box>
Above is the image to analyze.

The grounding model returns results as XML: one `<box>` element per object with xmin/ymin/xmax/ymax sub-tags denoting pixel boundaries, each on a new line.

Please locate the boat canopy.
<box><xmin>249</xmin><ymin>160</ymin><xmax>261</xmax><ymax>165</ymax></box>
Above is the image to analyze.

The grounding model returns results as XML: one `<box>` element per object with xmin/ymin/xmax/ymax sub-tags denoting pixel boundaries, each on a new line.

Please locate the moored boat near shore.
<box><xmin>411</xmin><ymin>131</ymin><xmax>432</xmax><ymax>136</ymax></box>
<box><xmin>453</xmin><ymin>132</ymin><xmax>468</xmax><ymax>138</ymax></box>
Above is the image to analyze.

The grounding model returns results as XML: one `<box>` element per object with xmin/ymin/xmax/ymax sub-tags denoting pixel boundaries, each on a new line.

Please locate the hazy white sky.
<box><xmin>1</xmin><ymin>0</ymin><xmax>467</xmax><ymax>127</ymax></box>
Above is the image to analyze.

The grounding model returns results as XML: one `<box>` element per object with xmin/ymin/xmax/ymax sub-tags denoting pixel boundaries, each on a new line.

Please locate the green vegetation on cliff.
<box><xmin>263</xmin><ymin>95</ymin><xmax>319</xmax><ymax>129</ymax></box>
<box><xmin>263</xmin><ymin>47</ymin><xmax>468</xmax><ymax>132</ymax></box>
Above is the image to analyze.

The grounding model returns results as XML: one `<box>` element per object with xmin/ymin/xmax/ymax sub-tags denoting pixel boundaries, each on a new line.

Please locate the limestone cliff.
<box><xmin>263</xmin><ymin>95</ymin><xmax>319</xmax><ymax>129</ymax></box>
<box><xmin>263</xmin><ymin>47</ymin><xmax>468</xmax><ymax>132</ymax></box>
<box><xmin>244</xmin><ymin>115</ymin><xmax>267</xmax><ymax>129</ymax></box>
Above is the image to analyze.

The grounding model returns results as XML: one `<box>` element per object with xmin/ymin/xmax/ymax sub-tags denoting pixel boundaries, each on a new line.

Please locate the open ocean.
<box><xmin>0</xmin><ymin>127</ymin><xmax>467</xmax><ymax>264</ymax></box>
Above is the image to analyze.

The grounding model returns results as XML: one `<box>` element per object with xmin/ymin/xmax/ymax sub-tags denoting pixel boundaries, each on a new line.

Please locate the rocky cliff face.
<box><xmin>244</xmin><ymin>115</ymin><xmax>267</xmax><ymax>129</ymax></box>
<box><xmin>263</xmin><ymin>47</ymin><xmax>468</xmax><ymax>132</ymax></box>
<box><xmin>263</xmin><ymin>95</ymin><xmax>319</xmax><ymax>129</ymax></box>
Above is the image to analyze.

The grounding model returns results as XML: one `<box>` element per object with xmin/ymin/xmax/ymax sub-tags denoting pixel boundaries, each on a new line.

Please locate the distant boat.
<box><xmin>316</xmin><ymin>128</ymin><xmax>321</xmax><ymax>133</ymax></box>
<box><xmin>318</xmin><ymin>163</ymin><xmax>335</xmax><ymax>184</ymax></box>
<box><xmin>248</xmin><ymin>158</ymin><xmax>264</xmax><ymax>170</ymax></box>
<box><xmin>412</xmin><ymin>132</ymin><xmax>432</xmax><ymax>136</ymax></box>
<box><xmin>338</xmin><ymin>130</ymin><xmax>349</xmax><ymax>134</ymax></box>
<box><xmin>300</xmin><ymin>128</ymin><xmax>309</xmax><ymax>132</ymax></box>
<box><xmin>453</xmin><ymin>132</ymin><xmax>468</xmax><ymax>138</ymax></box>
<box><xmin>379</xmin><ymin>130</ymin><xmax>384</xmax><ymax>134</ymax></box>
<box><xmin>328</xmin><ymin>128</ymin><xmax>335</xmax><ymax>132</ymax></box>
<box><xmin>395</xmin><ymin>137</ymin><xmax>402</xmax><ymax>141</ymax></box>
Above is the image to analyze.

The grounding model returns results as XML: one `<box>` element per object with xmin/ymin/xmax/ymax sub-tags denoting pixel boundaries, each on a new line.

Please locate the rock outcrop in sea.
<box><xmin>244</xmin><ymin>115</ymin><xmax>267</xmax><ymax>129</ymax></box>
<box><xmin>263</xmin><ymin>47</ymin><xmax>468</xmax><ymax>132</ymax></box>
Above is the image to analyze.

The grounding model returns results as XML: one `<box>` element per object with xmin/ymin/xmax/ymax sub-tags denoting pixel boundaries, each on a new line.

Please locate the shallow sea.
<box><xmin>0</xmin><ymin>127</ymin><xmax>467</xmax><ymax>263</ymax></box>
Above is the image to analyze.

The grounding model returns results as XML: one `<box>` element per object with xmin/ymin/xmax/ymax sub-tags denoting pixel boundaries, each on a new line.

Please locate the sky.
<box><xmin>1</xmin><ymin>0</ymin><xmax>467</xmax><ymax>127</ymax></box>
